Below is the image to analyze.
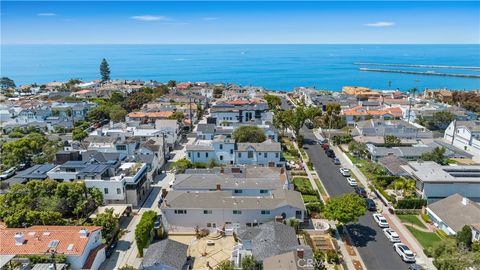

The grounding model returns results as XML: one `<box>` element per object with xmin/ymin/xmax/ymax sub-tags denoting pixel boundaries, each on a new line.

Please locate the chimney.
<box><xmin>280</xmin><ymin>167</ymin><xmax>285</xmax><ymax>174</ymax></box>
<box><xmin>216</xmin><ymin>184</ymin><xmax>221</xmax><ymax>191</ymax></box>
<box><xmin>462</xmin><ymin>197</ymin><xmax>469</xmax><ymax>206</ymax></box>
<box><xmin>275</xmin><ymin>216</ymin><xmax>283</xmax><ymax>223</ymax></box>
<box><xmin>220</xmin><ymin>167</ymin><xmax>224</xmax><ymax>174</ymax></box>
<box><xmin>297</xmin><ymin>248</ymin><xmax>304</xmax><ymax>259</ymax></box>
<box><xmin>79</xmin><ymin>228</ymin><xmax>89</xmax><ymax>238</ymax></box>
<box><xmin>14</xmin><ymin>232</ymin><xmax>24</xmax><ymax>245</ymax></box>
<box><xmin>161</xmin><ymin>188</ymin><xmax>167</xmax><ymax>198</ymax></box>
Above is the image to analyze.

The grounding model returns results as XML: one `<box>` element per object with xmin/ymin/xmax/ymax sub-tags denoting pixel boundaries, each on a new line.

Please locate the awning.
<box><xmin>89</xmin><ymin>204</ymin><xmax>132</xmax><ymax>218</ymax></box>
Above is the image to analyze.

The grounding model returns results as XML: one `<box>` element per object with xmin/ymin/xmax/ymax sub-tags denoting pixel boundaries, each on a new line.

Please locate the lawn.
<box><xmin>302</xmin><ymin>194</ymin><xmax>320</xmax><ymax>203</ymax></box>
<box><xmin>293</xmin><ymin>177</ymin><xmax>314</xmax><ymax>190</ymax></box>
<box><xmin>398</xmin><ymin>215</ymin><xmax>427</xmax><ymax>229</ymax></box>
<box><xmin>283</xmin><ymin>152</ymin><xmax>297</xmax><ymax>162</ymax></box>
<box><xmin>405</xmin><ymin>225</ymin><xmax>442</xmax><ymax>250</ymax></box>
<box><xmin>314</xmin><ymin>178</ymin><xmax>328</xmax><ymax>197</ymax></box>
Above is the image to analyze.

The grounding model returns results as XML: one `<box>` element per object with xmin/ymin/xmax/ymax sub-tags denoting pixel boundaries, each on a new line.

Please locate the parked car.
<box><xmin>17</xmin><ymin>162</ymin><xmax>30</xmax><ymax>170</ymax></box>
<box><xmin>332</xmin><ymin>157</ymin><xmax>341</xmax><ymax>165</ymax></box>
<box><xmin>326</xmin><ymin>149</ymin><xmax>335</xmax><ymax>158</ymax></box>
<box><xmin>305</xmin><ymin>120</ymin><xmax>314</xmax><ymax>129</ymax></box>
<box><xmin>354</xmin><ymin>186</ymin><xmax>367</xmax><ymax>198</ymax></box>
<box><xmin>321</xmin><ymin>143</ymin><xmax>329</xmax><ymax>150</ymax></box>
<box><xmin>339</xmin><ymin>168</ymin><xmax>350</xmax><ymax>177</ymax></box>
<box><xmin>0</xmin><ymin>167</ymin><xmax>16</xmax><ymax>180</ymax></box>
<box><xmin>393</xmin><ymin>243</ymin><xmax>416</xmax><ymax>263</ymax></box>
<box><xmin>364</xmin><ymin>198</ymin><xmax>377</xmax><ymax>211</ymax></box>
<box><xmin>154</xmin><ymin>215</ymin><xmax>162</xmax><ymax>229</ymax></box>
<box><xmin>105</xmin><ymin>241</ymin><xmax>118</xmax><ymax>258</ymax></box>
<box><xmin>157</xmin><ymin>197</ymin><xmax>164</xmax><ymax>206</ymax></box>
<box><xmin>373</xmin><ymin>213</ymin><xmax>389</xmax><ymax>228</ymax></box>
<box><xmin>408</xmin><ymin>264</ymin><xmax>424</xmax><ymax>270</ymax></box>
<box><xmin>383</xmin><ymin>228</ymin><xmax>401</xmax><ymax>243</ymax></box>
<box><xmin>346</xmin><ymin>177</ymin><xmax>358</xmax><ymax>186</ymax></box>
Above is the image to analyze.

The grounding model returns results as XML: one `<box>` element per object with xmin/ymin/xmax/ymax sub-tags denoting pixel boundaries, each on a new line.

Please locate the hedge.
<box><xmin>396</xmin><ymin>199</ymin><xmax>427</xmax><ymax>209</ymax></box>
<box><xmin>374</xmin><ymin>176</ymin><xmax>400</xmax><ymax>188</ymax></box>
<box><xmin>135</xmin><ymin>210</ymin><xmax>157</xmax><ymax>257</ymax></box>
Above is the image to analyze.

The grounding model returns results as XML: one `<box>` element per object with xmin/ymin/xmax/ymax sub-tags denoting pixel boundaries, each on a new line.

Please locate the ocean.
<box><xmin>1</xmin><ymin>44</ymin><xmax>479</xmax><ymax>91</ymax></box>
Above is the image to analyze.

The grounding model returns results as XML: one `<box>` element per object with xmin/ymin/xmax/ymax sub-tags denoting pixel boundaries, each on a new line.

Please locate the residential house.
<box><xmin>8</xmin><ymin>164</ymin><xmax>56</xmax><ymax>185</ymax></box>
<box><xmin>140</xmin><ymin>239</ymin><xmax>190</xmax><ymax>270</ymax></box>
<box><xmin>444</xmin><ymin>120</ymin><xmax>480</xmax><ymax>156</ymax></box>
<box><xmin>352</xmin><ymin>119</ymin><xmax>433</xmax><ymax>145</ymax></box>
<box><xmin>423</xmin><ymin>89</ymin><xmax>453</xmax><ymax>103</ymax></box>
<box><xmin>0</xmin><ymin>226</ymin><xmax>105</xmax><ymax>270</ymax></box>
<box><xmin>236</xmin><ymin>140</ymin><xmax>282</xmax><ymax>167</ymax></box>
<box><xmin>366</xmin><ymin>141</ymin><xmax>470</xmax><ymax>161</ymax></box>
<box><xmin>126</xmin><ymin>111</ymin><xmax>174</xmax><ymax>123</ymax></box>
<box><xmin>209</xmin><ymin>99</ymin><xmax>269</xmax><ymax>125</ymax></box>
<box><xmin>401</xmin><ymin>161</ymin><xmax>480</xmax><ymax>203</ymax></box>
<box><xmin>342</xmin><ymin>106</ymin><xmax>403</xmax><ymax>125</ymax></box>
<box><xmin>154</xmin><ymin>119</ymin><xmax>181</xmax><ymax>148</ymax></box>
<box><xmin>160</xmin><ymin>189</ymin><xmax>306</xmax><ymax>231</ymax></box>
<box><xmin>342</xmin><ymin>86</ymin><xmax>381</xmax><ymax>100</ymax></box>
<box><xmin>233</xmin><ymin>221</ymin><xmax>313</xmax><ymax>268</ymax></box>
<box><xmin>426</xmin><ymin>193</ymin><xmax>480</xmax><ymax>236</ymax></box>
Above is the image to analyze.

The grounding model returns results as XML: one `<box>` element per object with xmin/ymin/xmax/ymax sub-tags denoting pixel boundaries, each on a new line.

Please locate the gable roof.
<box><xmin>142</xmin><ymin>239</ymin><xmax>188</xmax><ymax>270</ymax></box>
<box><xmin>237</xmin><ymin>221</ymin><xmax>310</xmax><ymax>261</ymax></box>
<box><xmin>428</xmin><ymin>193</ymin><xmax>480</xmax><ymax>232</ymax></box>
<box><xmin>237</xmin><ymin>140</ymin><xmax>281</xmax><ymax>152</ymax></box>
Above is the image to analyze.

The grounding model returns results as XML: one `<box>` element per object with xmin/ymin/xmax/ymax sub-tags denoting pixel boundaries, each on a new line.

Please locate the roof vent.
<box><xmin>79</xmin><ymin>228</ymin><xmax>89</xmax><ymax>238</ymax></box>
<box><xmin>14</xmin><ymin>232</ymin><xmax>24</xmax><ymax>245</ymax></box>
<box><xmin>462</xmin><ymin>197</ymin><xmax>469</xmax><ymax>206</ymax></box>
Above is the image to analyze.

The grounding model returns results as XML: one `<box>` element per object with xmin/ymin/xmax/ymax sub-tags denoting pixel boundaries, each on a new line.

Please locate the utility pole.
<box><xmin>189</xmin><ymin>96</ymin><xmax>193</xmax><ymax>131</ymax></box>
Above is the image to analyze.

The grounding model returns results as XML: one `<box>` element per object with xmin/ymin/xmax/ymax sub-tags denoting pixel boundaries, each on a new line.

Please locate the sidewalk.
<box><xmin>331</xmin><ymin>143</ymin><xmax>436</xmax><ymax>270</ymax></box>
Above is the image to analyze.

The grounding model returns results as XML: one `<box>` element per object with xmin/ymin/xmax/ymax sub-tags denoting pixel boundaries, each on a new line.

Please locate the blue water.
<box><xmin>1</xmin><ymin>44</ymin><xmax>480</xmax><ymax>91</ymax></box>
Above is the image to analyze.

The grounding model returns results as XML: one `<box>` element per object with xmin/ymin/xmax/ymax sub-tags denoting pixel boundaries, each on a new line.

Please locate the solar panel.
<box><xmin>48</xmin><ymin>240</ymin><xmax>60</xmax><ymax>250</ymax></box>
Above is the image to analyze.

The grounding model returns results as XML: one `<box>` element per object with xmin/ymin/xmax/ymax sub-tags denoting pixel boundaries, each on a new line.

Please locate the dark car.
<box><xmin>365</xmin><ymin>198</ymin><xmax>377</xmax><ymax>211</ymax></box>
<box><xmin>408</xmin><ymin>264</ymin><xmax>424</xmax><ymax>270</ymax></box>
<box><xmin>355</xmin><ymin>186</ymin><xmax>367</xmax><ymax>198</ymax></box>
<box><xmin>305</xmin><ymin>121</ymin><xmax>314</xmax><ymax>129</ymax></box>
<box><xmin>105</xmin><ymin>241</ymin><xmax>117</xmax><ymax>258</ymax></box>
<box><xmin>326</xmin><ymin>149</ymin><xmax>335</xmax><ymax>158</ymax></box>
<box><xmin>332</xmin><ymin>157</ymin><xmax>341</xmax><ymax>165</ymax></box>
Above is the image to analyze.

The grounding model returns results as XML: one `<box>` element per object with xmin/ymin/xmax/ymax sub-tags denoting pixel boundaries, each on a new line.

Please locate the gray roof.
<box><xmin>368</xmin><ymin>144</ymin><xmax>456</xmax><ymax>158</ymax></box>
<box><xmin>185</xmin><ymin>143</ymin><xmax>214</xmax><ymax>151</ymax></box>
<box><xmin>456</xmin><ymin>121</ymin><xmax>480</xmax><ymax>133</ymax></box>
<box><xmin>428</xmin><ymin>193</ymin><xmax>480</xmax><ymax>232</ymax></box>
<box><xmin>237</xmin><ymin>140</ymin><xmax>281</xmax><ymax>152</ymax></box>
<box><xmin>238</xmin><ymin>221</ymin><xmax>311</xmax><ymax>261</ymax></box>
<box><xmin>82</xmin><ymin>150</ymin><xmax>121</xmax><ymax>163</ymax></box>
<box><xmin>378</xmin><ymin>155</ymin><xmax>409</xmax><ymax>176</ymax></box>
<box><xmin>12</xmin><ymin>164</ymin><xmax>55</xmax><ymax>181</ymax></box>
<box><xmin>173</xmin><ymin>173</ymin><xmax>283</xmax><ymax>190</ymax></box>
<box><xmin>197</xmin><ymin>123</ymin><xmax>216</xmax><ymax>134</ymax></box>
<box><xmin>403</xmin><ymin>161</ymin><xmax>480</xmax><ymax>183</ymax></box>
<box><xmin>162</xmin><ymin>189</ymin><xmax>305</xmax><ymax>210</ymax></box>
<box><xmin>142</xmin><ymin>239</ymin><xmax>188</xmax><ymax>270</ymax></box>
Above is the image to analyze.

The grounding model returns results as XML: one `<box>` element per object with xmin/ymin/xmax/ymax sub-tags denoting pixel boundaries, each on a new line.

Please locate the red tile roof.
<box><xmin>0</xmin><ymin>226</ymin><xmax>102</xmax><ymax>256</ymax></box>
<box><xmin>127</xmin><ymin>111</ymin><xmax>174</xmax><ymax>119</ymax></box>
<box><xmin>82</xmin><ymin>244</ymin><xmax>106</xmax><ymax>269</ymax></box>
<box><xmin>342</xmin><ymin>106</ymin><xmax>402</xmax><ymax>117</ymax></box>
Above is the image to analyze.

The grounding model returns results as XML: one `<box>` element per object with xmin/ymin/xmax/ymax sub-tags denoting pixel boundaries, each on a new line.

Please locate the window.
<box><xmin>248</xmin><ymin>151</ymin><xmax>253</xmax><ymax>158</ymax></box>
<box><xmin>275</xmin><ymin>153</ymin><xmax>279</xmax><ymax>158</ymax></box>
<box><xmin>188</xmin><ymin>152</ymin><xmax>191</xmax><ymax>158</ymax></box>
<box><xmin>116</xmin><ymin>145</ymin><xmax>127</xmax><ymax>151</ymax></box>
<box><xmin>233</xmin><ymin>210</ymin><xmax>242</xmax><ymax>215</ymax></box>
<box><xmin>260</xmin><ymin>190</ymin><xmax>268</xmax><ymax>194</ymax></box>
<box><xmin>220</xmin><ymin>144</ymin><xmax>223</xmax><ymax>150</ymax></box>
<box><xmin>207</xmin><ymin>223</ymin><xmax>212</xmax><ymax>227</ymax></box>
<box><xmin>203</xmin><ymin>210</ymin><xmax>212</xmax><ymax>214</ymax></box>
<box><xmin>238</xmin><ymin>153</ymin><xmax>242</xmax><ymax>158</ymax></box>
<box><xmin>104</xmin><ymin>188</ymin><xmax>109</xmax><ymax>194</ymax></box>
<box><xmin>220</xmin><ymin>156</ymin><xmax>224</xmax><ymax>161</ymax></box>
<box><xmin>116</xmin><ymin>188</ymin><xmax>121</xmax><ymax>194</ymax></box>
<box><xmin>261</xmin><ymin>210</ymin><xmax>270</xmax><ymax>215</ymax></box>
<box><xmin>230</xmin><ymin>149</ymin><xmax>233</xmax><ymax>154</ymax></box>
<box><xmin>206</xmin><ymin>152</ymin><xmax>209</xmax><ymax>158</ymax></box>
<box><xmin>258</xmin><ymin>152</ymin><xmax>262</xmax><ymax>156</ymax></box>
<box><xmin>197</xmin><ymin>153</ymin><xmax>200</xmax><ymax>158</ymax></box>
<box><xmin>174</xmin><ymin>210</ymin><xmax>187</xmax><ymax>214</ymax></box>
<box><xmin>264</xmin><ymin>153</ymin><xmax>267</xmax><ymax>158</ymax></box>
<box><xmin>234</xmin><ymin>189</ymin><xmax>243</xmax><ymax>194</ymax></box>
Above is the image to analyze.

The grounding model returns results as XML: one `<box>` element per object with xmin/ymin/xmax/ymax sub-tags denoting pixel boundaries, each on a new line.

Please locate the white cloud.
<box><xmin>364</xmin><ymin>21</ymin><xmax>395</xmax><ymax>27</ymax></box>
<box><xmin>202</xmin><ymin>17</ymin><xmax>219</xmax><ymax>21</ymax></box>
<box><xmin>37</xmin><ymin>13</ymin><xmax>56</xmax><ymax>16</ymax></box>
<box><xmin>131</xmin><ymin>15</ymin><xmax>169</xmax><ymax>22</ymax></box>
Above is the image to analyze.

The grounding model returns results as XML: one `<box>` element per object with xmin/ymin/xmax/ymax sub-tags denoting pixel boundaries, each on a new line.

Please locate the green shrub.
<box><xmin>306</xmin><ymin>202</ymin><xmax>324</xmax><ymax>214</ymax></box>
<box><xmin>374</xmin><ymin>176</ymin><xmax>399</xmax><ymax>188</ymax></box>
<box><xmin>436</xmin><ymin>229</ymin><xmax>448</xmax><ymax>239</ymax></box>
<box><xmin>326</xmin><ymin>249</ymin><xmax>340</xmax><ymax>264</ymax></box>
<box><xmin>135</xmin><ymin>210</ymin><xmax>157</xmax><ymax>257</ymax></box>
<box><xmin>396</xmin><ymin>199</ymin><xmax>427</xmax><ymax>209</ymax></box>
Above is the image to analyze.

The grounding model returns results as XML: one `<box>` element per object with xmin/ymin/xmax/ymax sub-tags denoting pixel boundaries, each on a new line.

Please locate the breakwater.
<box><xmin>359</xmin><ymin>68</ymin><xmax>480</xmax><ymax>78</ymax></box>
<box><xmin>354</xmin><ymin>62</ymin><xmax>480</xmax><ymax>70</ymax></box>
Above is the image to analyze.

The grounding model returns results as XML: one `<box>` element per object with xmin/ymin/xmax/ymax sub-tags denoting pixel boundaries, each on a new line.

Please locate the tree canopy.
<box><xmin>264</xmin><ymin>94</ymin><xmax>282</xmax><ymax>111</ymax></box>
<box><xmin>1</xmin><ymin>132</ymin><xmax>49</xmax><ymax>168</ymax></box>
<box><xmin>427</xmin><ymin>237</ymin><xmax>480</xmax><ymax>270</ymax></box>
<box><xmin>233</xmin><ymin>126</ymin><xmax>266</xmax><ymax>143</ymax></box>
<box><xmin>0</xmin><ymin>180</ymin><xmax>103</xmax><ymax>227</ymax></box>
<box><xmin>421</xmin><ymin>147</ymin><xmax>448</xmax><ymax>165</ymax></box>
<box><xmin>384</xmin><ymin>135</ymin><xmax>401</xmax><ymax>147</ymax></box>
<box><xmin>275</xmin><ymin>106</ymin><xmax>322</xmax><ymax>137</ymax></box>
<box><xmin>324</xmin><ymin>193</ymin><xmax>366</xmax><ymax>224</ymax></box>
<box><xmin>320</xmin><ymin>103</ymin><xmax>345</xmax><ymax>129</ymax></box>
<box><xmin>92</xmin><ymin>208</ymin><xmax>119</xmax><ymax>241</ymax></box>
<box><xmin>100</xmin><ymin>58</ymin><xmax>111</xmax><ymax>81</ymax></box>
<box><xmin>0</xmin><ymin>77</ymin><xmax>16</xmax><ymax>89</ymax></box>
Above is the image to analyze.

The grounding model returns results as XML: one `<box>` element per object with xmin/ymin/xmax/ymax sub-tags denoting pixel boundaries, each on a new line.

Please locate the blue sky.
<box><xmin>1</xmin><ymin>1</ymin><xmax>479</xmax><ymax>44</ymax></box>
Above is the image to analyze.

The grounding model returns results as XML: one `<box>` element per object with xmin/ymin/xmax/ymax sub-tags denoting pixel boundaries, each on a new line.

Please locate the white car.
<box><xmin>346</xmin><ymin>178</ymin><xmax>358</xmax><ymax>186</ymax></box>
<box><xmin>383</xmin><ymin>228</ymin><xmax>401</xmax><ymax>243</ymax></box>
<box><xmin>0</xmin><ymin>167</ymin><xmax>16</xmax><ymax>180</ymax></box>
<box><xmin>339</xmin><ymin>168</ymin><xmax>350</xmax><ymax>177</ymax></box>
<box><xmin>373</xmin><ymin>213</ymin><xmax>389</xmax><ymax>228</ymax></box>
<box><xmin>393</xmin><ymin>243</ymin><xmax>416</xmax><ymax>262</ymax></box>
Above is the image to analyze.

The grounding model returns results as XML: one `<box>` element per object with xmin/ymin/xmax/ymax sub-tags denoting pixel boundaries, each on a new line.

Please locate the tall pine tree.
<box><xmin>100</xmin><ymin>58</ymin><xmax>111</xmax><ymax>81</ymax></box>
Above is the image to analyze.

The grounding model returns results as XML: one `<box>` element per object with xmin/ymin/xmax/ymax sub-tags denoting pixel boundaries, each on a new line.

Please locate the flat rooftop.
<box><xmin>402</xmin><ymin>161</ymin><xmax>480</xmax><ymax>183</ymax></box>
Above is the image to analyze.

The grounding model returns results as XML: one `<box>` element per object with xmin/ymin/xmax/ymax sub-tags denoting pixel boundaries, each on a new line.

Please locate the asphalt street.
<box><xmin>281</xmin><ymin>97</ymin><xmax>409</xmax><ymax>270</ymax></box>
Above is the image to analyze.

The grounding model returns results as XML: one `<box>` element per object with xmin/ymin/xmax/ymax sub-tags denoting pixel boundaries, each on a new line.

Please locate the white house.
<box><xmin>401</xmin><ymin>161</ymin><xmax>480</xmax><ymax>203</ymax></box>
<box><xmin>444</xmin><ymin>120</ymin><xmax>480</xmax><ymax>156</ymax></box>
<box><xmin>235</xmin><ymin>140</ymin><xmax>283</xmax><ymax>167</ymax></box>
<box><xmin>160</xmin><ymin>189</ymin><xmax>306</xmax><ymax>232</ymax></box>
<box><xmin>426</xmin><ymin>193</ymin><xmax>480</xmax><ymax>236</ymax></box>
<box><xmin>0</xmin><ymin>226</ymin><xmax>105</xmax><ymax>270</ymax></box>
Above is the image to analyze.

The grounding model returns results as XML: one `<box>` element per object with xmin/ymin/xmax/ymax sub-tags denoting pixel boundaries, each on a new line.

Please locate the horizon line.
<box><xmin>2</xmin><ymin>43</ymin><xmax>480</xmax><ymax>45</ymax></box>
